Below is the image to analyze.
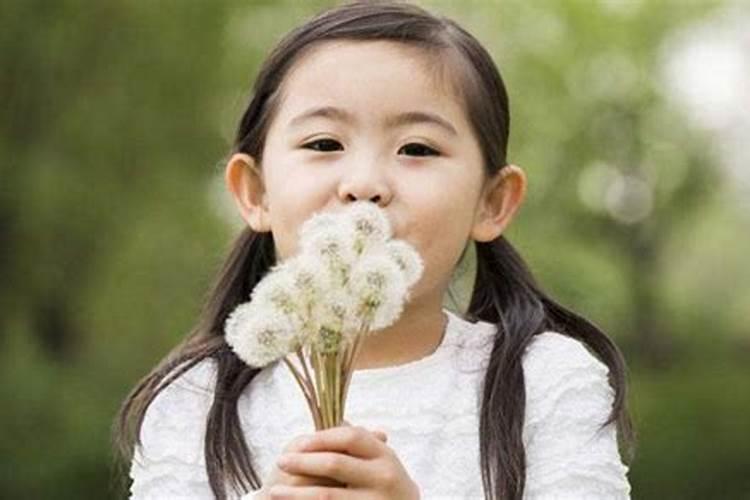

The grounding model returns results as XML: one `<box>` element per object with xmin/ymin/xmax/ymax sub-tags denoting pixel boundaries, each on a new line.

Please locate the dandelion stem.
<box><xmin>334</xmin><ymin>349</ymin><xmax>341</xmax><ymax>425</ymax></box>
<box><xmin>310</xmin><ymin>348</ymin><xmax>325</xmax><ymax>430</ymax></box>
<box><xmin>325</xmin><ymin>352</ymin><xmax>335</xmax><ymax>427</ymax></box>
<box><xmin>282</xmin><ymin>355</ymin><xmax>321</xmax><ymax>430</ymax></box>
<box><xmin>340</xmin><ymin>319</ymin><xmax>370</xmax><ymax>419</ymax></box>
<box><xmin>314</xmin><ymin>347</ymin><xmax>332</xmax><ymax>428</ymax></box>
<box><xmin>295</xmin><ymin>346</ymin><xmax>322</xmax><ymax>429</ymax></box>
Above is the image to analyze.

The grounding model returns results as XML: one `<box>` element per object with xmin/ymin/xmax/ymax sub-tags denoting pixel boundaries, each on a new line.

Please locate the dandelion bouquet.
<box><xmin>224</xmin><ymin>201</ymin><xmax>424</xmax><ymax>430</ymax></box>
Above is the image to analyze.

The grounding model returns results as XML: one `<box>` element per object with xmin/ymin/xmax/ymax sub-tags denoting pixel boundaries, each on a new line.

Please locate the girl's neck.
<box><xmin>351</xmin><ymin>301</ymin><xmax>448</xmax><ymax>371</ymax></box>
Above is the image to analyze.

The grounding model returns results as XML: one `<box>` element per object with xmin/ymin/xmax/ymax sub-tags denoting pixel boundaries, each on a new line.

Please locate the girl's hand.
<box><xmin>269</xmin><ymin>424</ymin><xmax>421</xmax><ymax>499</ymax></box>
<box><xmin>253</xmin><ymin>421</ymin><xmax>390</xmax><ymax>499</ymax></box>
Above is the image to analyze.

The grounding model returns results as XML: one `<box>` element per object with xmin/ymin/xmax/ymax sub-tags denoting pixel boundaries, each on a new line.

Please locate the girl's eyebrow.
<box><xmin>288</xmin><ymin>105</ymin><xmax>458</xmax><ymax>136</ymax></box>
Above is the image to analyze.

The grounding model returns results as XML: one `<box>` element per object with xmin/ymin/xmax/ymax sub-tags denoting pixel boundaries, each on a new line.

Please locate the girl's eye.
<box><xmin>398</xmin><ymin>143</ymin><xmax>440</xmax><ymax>157</ymax></box>
<box><xmin>301</xmin><ymin>138</ymin><xmax>343</xmax><ymax>152</ymax></box>
<box><xmin>301</xmin><ymin>139</ymin><xmax>439</xmax><ymax>157</ymax></box>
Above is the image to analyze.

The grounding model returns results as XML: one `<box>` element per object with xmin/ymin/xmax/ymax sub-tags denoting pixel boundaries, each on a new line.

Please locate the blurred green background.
<box><xmin>2</xmin><ymin>0</ymin><xmax>748</xmax><ymax>498</ymax></box>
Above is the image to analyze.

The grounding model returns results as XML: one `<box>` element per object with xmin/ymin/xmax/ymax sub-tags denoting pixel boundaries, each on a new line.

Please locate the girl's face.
<box><xmin>228</xmin><ymin>40</ymin><xmax>524</xmax><ymax>308</ymax></box>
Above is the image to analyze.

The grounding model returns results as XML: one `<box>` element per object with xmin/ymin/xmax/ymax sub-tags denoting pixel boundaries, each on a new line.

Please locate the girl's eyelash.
<box><xmin>398</xmin><ymin>142</ymin><xmax>440</xmax><ymax>157</ymax></box>
<box><xmin>300</xmin><ymin>139</ymin><xmax>440</xmax><ymax>157</ymax></box>
<box><xmin>301</xmin><ymin>138</ymin><xmax>343</xmax><ymax>152</ymax></box>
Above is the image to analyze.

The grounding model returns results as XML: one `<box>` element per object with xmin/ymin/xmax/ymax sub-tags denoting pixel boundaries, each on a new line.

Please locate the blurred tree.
<box><xmin>0</xmin><ymin>0</ymin><xmax>236</xmax><ymax>497</ymax></box>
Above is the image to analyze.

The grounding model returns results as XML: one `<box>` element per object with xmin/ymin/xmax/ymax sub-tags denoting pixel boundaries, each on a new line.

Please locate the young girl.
<box><xmin>115</xmin><ymin>1</ymin><xmax>636</xmax><ymax>499</ymax></box>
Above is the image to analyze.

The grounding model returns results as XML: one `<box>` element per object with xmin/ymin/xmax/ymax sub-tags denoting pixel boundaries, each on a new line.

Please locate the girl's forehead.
<box><xmin>275</xmin><ymin>40</ymin><xmax>468</xmax><ymax>128</ymax></box>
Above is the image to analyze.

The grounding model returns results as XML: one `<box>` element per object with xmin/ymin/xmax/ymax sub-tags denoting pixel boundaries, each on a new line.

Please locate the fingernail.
<box><xmin>298</xmin><ymin>437</ymin><xmax>314</xmax><ymax>449</ymax></box>
<box><xmin>277</xmin><ymin>454</ymin><xmax>292</xmax><ymax>468</ymax></box>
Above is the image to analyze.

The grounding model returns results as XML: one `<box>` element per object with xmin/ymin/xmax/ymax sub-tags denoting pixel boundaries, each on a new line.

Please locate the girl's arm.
<box><xmin>128</xmin><ymin>360</ymin><xmax>217</xmax><ymax>499</ymax></box>
<box><xmin>521</xmin><ymin>332</ymin><xmax>632</xmax><ymax>500</ymax></box>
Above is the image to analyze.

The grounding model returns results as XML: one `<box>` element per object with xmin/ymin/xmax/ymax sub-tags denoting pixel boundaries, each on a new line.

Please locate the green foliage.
<box><xmin>1</xmin><ymin>0</ymin><xmax>747</xmax><ymax>498</ymax></box>
<box><xmin>630</xmin><ymin>360</ymin><xmax>750</xmax><ymax>499</ymax></box>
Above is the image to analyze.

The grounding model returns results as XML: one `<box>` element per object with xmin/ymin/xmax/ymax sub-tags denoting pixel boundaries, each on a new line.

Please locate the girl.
<box><xmin>114</xmin><ymin>1</ymin><xmax>636</xmax><ymax>499</ymax></box>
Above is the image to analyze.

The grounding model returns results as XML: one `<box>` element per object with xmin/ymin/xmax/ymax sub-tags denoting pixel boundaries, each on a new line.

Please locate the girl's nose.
<box><xmin>337</xmin><ymin>161</ymin><xmax>392</xmax><ymax>207</ymax></box>
<box><xmin>347</xmin><ymin>192</ymin><xmax>382</xmax><ymax>203</ymax></box>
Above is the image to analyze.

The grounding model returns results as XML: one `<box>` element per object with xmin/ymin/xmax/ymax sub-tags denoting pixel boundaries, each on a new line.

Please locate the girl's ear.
<box><xmin>225</xmin><ymin>153</ymin><xmax>272</xmax><ymax>232</ymax></box>
<box><xmin>470</xmin><ymin>164</ymin><xmax>527</xmax><ymax>242</ymax></box>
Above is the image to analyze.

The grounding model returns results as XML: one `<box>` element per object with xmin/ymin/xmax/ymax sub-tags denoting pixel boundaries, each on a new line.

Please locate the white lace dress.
<box><xmin>128</xmin><ymin>308</ymin><xmax>631</xmax><ymax>499</ymax></box>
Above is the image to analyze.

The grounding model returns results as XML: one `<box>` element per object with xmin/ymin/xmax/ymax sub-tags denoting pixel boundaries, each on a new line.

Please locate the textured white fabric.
<box><xmin>129</xmin><ymin>308</ymin><xmax>631</xmax><ymax>499</ymax></box>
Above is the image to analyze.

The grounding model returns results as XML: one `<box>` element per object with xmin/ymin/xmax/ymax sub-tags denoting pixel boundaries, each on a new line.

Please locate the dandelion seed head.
<box><xmin>225</xmin><ymin>201</ymin><xmax>425</xmax><ymax>369</ymax></box>
<box><xmin>348</xmin><ymin>253</ymin><xmax>407</xmax><ymax>332</ymax></box>
<box><xmin>297</xmin><ymin>210</ymin><xmax>339</xmax><ymax>245</ymax></box>
<box><xmin>224</xmin><ymin>304</ymin><xmax>297</xmax><ymax>368</ymax></box>
<box><xmin>315</xmin><ymin>324</ymin><xmax>344</xmax><ymax>354</ymax></box>
<box><xmin>298</xmin><ymin>222</ymin><xmax>356</xmax><ymax>287</ymax></box>
<box><xmin>383</xmin><ymin>240</ymin><xmax>424</xmax><ymax>288</ymax></box>
<box><xmin>287</xmin><ymin>254</ymin><xmax>327</xmax><ymax>297</ymax></box>
<box><xmin>347</xmin><ymin>201</ymin><xmax>392</xmax><ymax>255</ymax></box>
<box><xmin>250</xmin><ymin>264</ymin><xmax>299</xmax><ymax>315</ymax></box>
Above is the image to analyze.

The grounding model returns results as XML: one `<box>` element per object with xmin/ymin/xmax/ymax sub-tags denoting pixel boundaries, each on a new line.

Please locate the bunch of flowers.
<box><xmin>224</xmin><ymin>201</ymin><xmax>424</xmax><ymax>430</ymax></box>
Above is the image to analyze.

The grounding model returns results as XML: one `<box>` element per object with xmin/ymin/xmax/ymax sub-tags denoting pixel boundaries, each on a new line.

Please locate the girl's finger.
<box><xmin>371</xmin><ymin>429</ymin><xmax>388</xmax><ymax>442</ymax></box>
<box><xmin>276</xmin><ymin>450</ymin><xmax>369</xmax><ymax>486</ymax></box>
<box><xmin>280</xmin><ymin>470</ymin><xmax>345</xmax><ymax>488</ymax></box>
<box><xmin>268</xmin><ymin>484</ymin><xmax>350</xmax><ymax>499</ymax></box>
<box><xmin>300</xmin><ymin>425</ymin><xmax>384</xmax><ymax>459</ymax></box>
<box><xmin>341</xmin><ymin>419</ymin><xmax>388</xmax><ymax>443</ymax></box>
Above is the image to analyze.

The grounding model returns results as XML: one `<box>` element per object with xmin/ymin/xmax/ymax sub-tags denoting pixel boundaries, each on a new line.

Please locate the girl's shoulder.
<box><xmin>129</xmin><ymin>359</ymin><xmax>224</xmax><ymax>498</ymax></box>
<box><xmin>448</xmin><ymin>314</ymin><xmax>609</xmax><ymax>377</ymax></box>
<box><xmin>148</xmin><ymin>357</ymin><xmax>218</xmax><ymax>409</ymax></box>
<box><xmin>454</xmin><ymin>314</ymin><xmax>610</xmax><ymax>381</ymax></box>
<box><xmin>519</xmin><ymin>332</ymin><xmax>631</xmax><ymax>497</ymax></box>
<box><xmin>522</xmin><ymin>331</ymin><xmax>610</xmax><ymax>379</ymax></box>
<box><xmin>135</xmin><ymin>358</ymin><xmax>217</xmax><ymax>465</ymax></box>
<box><xmin>520</xmin><ymin>331</ymin><xmax>615</xmax><ymax>427</ymax></box>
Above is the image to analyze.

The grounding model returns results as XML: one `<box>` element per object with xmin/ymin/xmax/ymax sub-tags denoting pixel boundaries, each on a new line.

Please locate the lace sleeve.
<box><xmin>522</xmin><ymin>332</ymin><xmax>631</xmax><ymax>500</ymax></box>
<box><xmin>128</xmin><ymin>360</ymin><xmax>217</xmax><ymax>499</ymax></box>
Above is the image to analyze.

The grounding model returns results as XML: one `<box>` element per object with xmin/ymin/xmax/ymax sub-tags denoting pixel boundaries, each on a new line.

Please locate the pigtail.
<box><xmin>471</xmin><ymin>236</ymin><xmax>636</xmax><ymax>500</ymax></box>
